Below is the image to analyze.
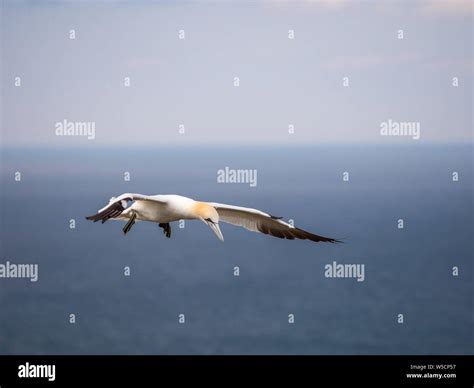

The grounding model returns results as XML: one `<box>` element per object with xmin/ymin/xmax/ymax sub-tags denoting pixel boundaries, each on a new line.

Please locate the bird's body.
<box><xmin>118</xmin><ymin>195</ymin><xmax>197</xmax><ymax>223</ymax></box>
<box><xmin>86</xmin><ymin>193</ymin><xmax>340</xmax><ymax>243</ymax></box>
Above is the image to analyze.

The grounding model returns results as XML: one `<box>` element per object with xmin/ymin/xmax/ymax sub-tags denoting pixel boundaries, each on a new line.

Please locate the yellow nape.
<box><xmin>194</xmin><ymin>202</ymin><xmax>213</xmax><ymax>218</ymax></box>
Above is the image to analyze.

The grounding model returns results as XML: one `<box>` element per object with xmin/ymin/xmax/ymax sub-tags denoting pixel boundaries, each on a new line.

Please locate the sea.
<box><xmin>0</xmin><ymin>144</ymin><xmax>472</xmax><ymax>354</ymax></box>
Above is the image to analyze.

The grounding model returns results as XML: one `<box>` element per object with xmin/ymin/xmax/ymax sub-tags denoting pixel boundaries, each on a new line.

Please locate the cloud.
<box><xmin>263</xmin><ymin>0</ymin><xmax>352</xmax><ymax>9</ymax></box>
<box><xmin>418</xmin><ymin>0</ymin><xmax>473</xmax><ymax>16</ymax></box>
<box><xmin>264</xmin><ymin>0</ymin><xmax>472</xmax><ymax>17</ymax></box>
<box><xmin>303</xmin><ymin>0</ymin><xmax>351</xmax><ymax>9</ymax></box>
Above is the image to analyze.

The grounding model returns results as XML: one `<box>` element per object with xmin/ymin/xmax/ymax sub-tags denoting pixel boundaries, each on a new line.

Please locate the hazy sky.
<box><xmin>1</xmin><ymin>0</ymin><xmax>472</xmax><ymax>146</ymax></box>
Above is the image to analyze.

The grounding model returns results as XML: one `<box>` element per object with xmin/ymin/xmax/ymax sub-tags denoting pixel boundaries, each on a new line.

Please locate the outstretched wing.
<box><xmin>85</xmin><ymin>193</ymin><xmax>166</xmax><ymax>224</ymax></box>
<box><xmin>207</xmin><ymin>202</ymin><xmax>341</xmax><ymax>243</ymax></box>
<box><xmin>86</xmin><ymin>195</ymin><xmax>132</xmax><ymax>224</ymax></box>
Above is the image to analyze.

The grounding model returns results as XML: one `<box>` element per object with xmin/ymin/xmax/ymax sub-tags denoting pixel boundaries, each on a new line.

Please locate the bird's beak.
<box><xmin>204</xmin><ymin>219</ymin><xmax>224</xmax><ymax>242</ymax></box>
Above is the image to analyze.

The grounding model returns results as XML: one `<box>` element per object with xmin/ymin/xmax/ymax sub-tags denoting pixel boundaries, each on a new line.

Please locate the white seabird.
<box><xmin>85</xmin><ymin>193</ymin><xmax>340</xmax><ymax>243</ymax></box>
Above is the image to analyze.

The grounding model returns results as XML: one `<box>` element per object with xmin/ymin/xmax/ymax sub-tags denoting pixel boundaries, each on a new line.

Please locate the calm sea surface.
<box><xmin>0</xmin><ymin>145</ymin><xmax>472</xmax><ymax>354</ymax></box>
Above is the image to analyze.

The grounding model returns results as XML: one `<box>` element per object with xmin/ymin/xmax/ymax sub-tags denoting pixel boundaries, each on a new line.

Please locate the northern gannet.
<box><xmin>85</xmin><ymin>193</ymin><xmax>340</xmax><ymax>243</ymax></box>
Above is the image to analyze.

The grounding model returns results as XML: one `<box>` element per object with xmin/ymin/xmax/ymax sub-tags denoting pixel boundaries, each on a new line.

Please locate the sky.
<box><xmin>1</xmin><ymin>0</ymin><xmax>472</xmax><ymax>146</ymax></box>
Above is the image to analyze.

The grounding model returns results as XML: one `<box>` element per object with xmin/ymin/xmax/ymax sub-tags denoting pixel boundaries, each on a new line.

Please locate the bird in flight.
<box><xmin>85</xmin><ymin>193</ymin><xmax>340</xmax><ymax>243</ymax></box>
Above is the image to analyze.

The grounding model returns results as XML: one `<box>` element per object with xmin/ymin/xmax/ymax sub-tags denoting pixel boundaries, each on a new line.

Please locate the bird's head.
<box><xmin>195</xmin><ymin>202</ymin><xmax>219</xmax><ymax>223</ymax></box>
<box><xmin>194</xmin><ymin>202</ymin><xmax>224</xmax><ymax>241</ymax></box>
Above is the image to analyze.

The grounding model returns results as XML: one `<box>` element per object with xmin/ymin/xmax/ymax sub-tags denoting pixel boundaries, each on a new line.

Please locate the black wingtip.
<box><xmin>332</xmin><ymin>235</ymin><xmax>349</xmax><ymax>244</ymax></box>
<box><xmin>319</xmin><ymin>237</ymin><xmax>344</xmax><ymax>244</ymax></box>
<box><xmin>85</xmin><ymin>200</ymin><xmax>128</xmax><ymax>224</ymax></box>
<box><xmin>293</xmin><ymin>227</ymin><xmax>345</xmax><ymax>244</ymax></box>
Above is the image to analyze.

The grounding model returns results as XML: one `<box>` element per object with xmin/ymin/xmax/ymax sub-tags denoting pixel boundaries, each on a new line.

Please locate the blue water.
<box><xmin>0</xmin><ymin>145</ymin><xmax>472</xmax><ymax>354</ymax></box>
